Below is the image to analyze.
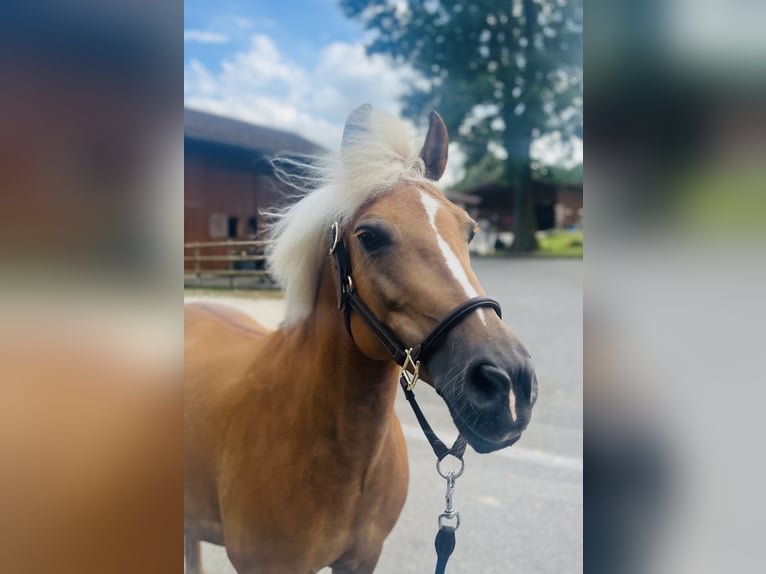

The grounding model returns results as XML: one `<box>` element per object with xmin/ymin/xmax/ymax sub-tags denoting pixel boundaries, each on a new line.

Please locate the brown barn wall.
<box><xmin>556</xmin><ymin>188</ymin><xmax>583</xmax><ymax>227</ymax></box>
<box><xmin>184</xmin><ymin>153</ymin><xmax>295</xmax><ymax>271</ymax></box>
<box><xmin>463</xmin><ymin>183</ymin><xmax>582</xmax><ymax>232</ymax></box>
<box><xmin>184</xmin><ymin>154</ymin><xmax>254</xmax><ymax>270</ymax></box>
<box><xmin>184</xmin><ymin>156</ymin><xmax>205</xmax><ymax>245</ymax></box>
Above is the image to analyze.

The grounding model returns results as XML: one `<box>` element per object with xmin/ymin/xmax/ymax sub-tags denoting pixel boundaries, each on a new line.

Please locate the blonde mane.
<box><xmin>266</xmin><ymin>107</ymin><xmax>431</xmax><ymax>325</ymax></box>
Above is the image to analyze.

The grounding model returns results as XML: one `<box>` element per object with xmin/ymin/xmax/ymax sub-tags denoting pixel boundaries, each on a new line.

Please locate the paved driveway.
<box><xmin>185</xmin><ymin>257</ymin><xmax>582</xmax><ymax>574</ymax></box>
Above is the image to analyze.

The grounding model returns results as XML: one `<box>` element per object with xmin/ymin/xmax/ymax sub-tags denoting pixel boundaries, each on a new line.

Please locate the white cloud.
<box><xmin>531</xmin><ymin>133</ymin><xmax>583</xmax><ymax>168</ymax></box>
<box><xmin>184</xmin><ymin>33</ymin><xmax>475</xmax><ymax>188</ymax></box>
<box><xmin>184</xmin><ymin>29</ymin><xmax>229</xmax><ymax>44</ymax></box>
<box><xmin>443</xmin><ymin>143</ymin><xmax>466</xmax><ymax>188</ymax></box>
<box><xmin>184</xmin><ymin>34</ymin><xmax>422</xmax><ymax>153</ymax></box>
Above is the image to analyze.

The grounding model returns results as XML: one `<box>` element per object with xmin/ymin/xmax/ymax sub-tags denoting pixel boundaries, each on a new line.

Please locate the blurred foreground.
<box><xmin>587</xmin><ymin>0</ymin><xmax>766</xmax><ymax>572</ymax></box>
<box><xmin>0</xmin><ymin>2</ymin><xmax>183</xmax><ymax>572</ymax></box>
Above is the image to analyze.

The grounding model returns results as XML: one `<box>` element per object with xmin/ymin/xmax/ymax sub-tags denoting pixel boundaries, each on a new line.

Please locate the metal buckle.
<box><xmin>329</xmin><ymin>221</ymin><xmax>340</xmax><ymax>254</ymax></box>
<box><xmin>400</xmin><ymin>348</ymin><xmax>421</xmax><ymax>391</ymax></box>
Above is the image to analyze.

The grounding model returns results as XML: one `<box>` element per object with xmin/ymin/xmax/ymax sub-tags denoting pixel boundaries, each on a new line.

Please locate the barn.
<box><xmin>450</xmin><ymin>180</ymin><xmax>583</xmax><ymax>231</ymax></box>
<box><xmin>184</xmin><ymin>109</ymin><xmax>323</xmax><ymax>275</ymax></box>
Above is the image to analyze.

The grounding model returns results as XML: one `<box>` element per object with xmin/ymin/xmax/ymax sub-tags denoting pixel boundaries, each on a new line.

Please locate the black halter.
<box><xmin>329</xmin><ymin>221</ymin><xmax>503</xmax><ymax>574</ymax></box>
<box><xmin>329</xmin><ymin>221</ymin><xmax>502</xmax><ymax>458</ymax></box>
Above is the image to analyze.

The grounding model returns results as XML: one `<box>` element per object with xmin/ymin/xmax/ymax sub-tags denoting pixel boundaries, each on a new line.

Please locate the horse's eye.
<box><xmin>357</xmin><ymin>230</ymin><xmax>387</xmax><ymax>252</ymax></box>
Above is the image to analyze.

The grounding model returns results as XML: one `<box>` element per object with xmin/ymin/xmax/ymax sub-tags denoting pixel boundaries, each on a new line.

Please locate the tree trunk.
<box><xmin>508</xmin><ymin>0</ymin><xmax>541</xmax><ymax>254</ymax></box>
<box><xmin>503</xmin><ymin>127</ymin><xmax>539</xmax><ymax>253</ymax></box>
<box><xmin>510</xmin><ymin>160</ymin><xmax>538</xmax><ymax>253</ymax></box>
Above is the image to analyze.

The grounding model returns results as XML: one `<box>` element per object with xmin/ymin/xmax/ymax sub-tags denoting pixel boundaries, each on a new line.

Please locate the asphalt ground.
<box><xmin>185</xmin><ymin>257</ymin><xmax>583</xmax><ymax>574</ymax></box>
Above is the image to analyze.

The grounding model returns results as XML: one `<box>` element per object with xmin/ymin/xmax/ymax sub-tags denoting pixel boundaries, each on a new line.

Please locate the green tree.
<box><xmin>341</xmin><ymin>0</ymin><xmax>582</xmax><ymax>251</ymax></box>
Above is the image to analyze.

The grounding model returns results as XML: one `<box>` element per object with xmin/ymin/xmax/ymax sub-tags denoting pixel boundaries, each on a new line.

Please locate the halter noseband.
<box><xmin>329</xmin><ymin>221</ymin><xmax>502</xmax><ymax>391</ymax></box>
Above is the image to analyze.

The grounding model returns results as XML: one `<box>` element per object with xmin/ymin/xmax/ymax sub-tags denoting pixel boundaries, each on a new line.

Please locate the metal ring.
<box><xmin>345</xmin><ymin>275</ymin><xmax>354</xmax><ymax>294</ymax></box>
<box><xmin>436</xmin><ymin>455</ymin><xmax>465</xmax><ymax>480</ymax></box>
<box><xmin>329</xmin><ymin>222</ymin><xmax>340</xmax><ymax>254</ymax></box>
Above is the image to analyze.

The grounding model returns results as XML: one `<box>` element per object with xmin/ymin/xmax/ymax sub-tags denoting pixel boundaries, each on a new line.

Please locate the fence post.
<box><xmin>228</xmin><ymin>240</ymin><xmax>234</xmax><ymax>289</ymax></box>
<box><xmin>194</xmin><ymin>244</ymin><xmax>200</xmax><ymax>278</ymax></box>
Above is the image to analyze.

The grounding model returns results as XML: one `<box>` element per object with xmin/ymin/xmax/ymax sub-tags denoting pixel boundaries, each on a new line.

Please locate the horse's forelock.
<box><xmin>267</xmin><ymin>107</ymin><xmax>433</xmax><ymax>326</ymax></box>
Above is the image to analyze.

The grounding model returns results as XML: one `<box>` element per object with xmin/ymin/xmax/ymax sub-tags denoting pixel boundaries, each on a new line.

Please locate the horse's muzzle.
<box><xmin>435</xmin><ymin>346</ymin><xmax>538</xmax><ymax>453</ymax></box>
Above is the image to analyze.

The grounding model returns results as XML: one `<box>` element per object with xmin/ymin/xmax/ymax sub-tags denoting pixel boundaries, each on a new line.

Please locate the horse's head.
<box><xmin>338</xmin><ymin>105</ymin><xmax>538</xmax><ymax>453</ymax></box>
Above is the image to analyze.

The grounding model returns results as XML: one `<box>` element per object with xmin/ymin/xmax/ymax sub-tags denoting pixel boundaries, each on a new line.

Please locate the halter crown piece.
<box><xmin>329</xmin><ymin>222</ymin><xmax>503</xmax><ymax>574</ymax></box>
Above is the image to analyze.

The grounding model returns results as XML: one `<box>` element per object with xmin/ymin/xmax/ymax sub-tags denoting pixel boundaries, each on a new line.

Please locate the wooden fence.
<box><xmin>184</xmin><ymin>240</ymin><xmax>278</xmax><ymax>289</ymax></box>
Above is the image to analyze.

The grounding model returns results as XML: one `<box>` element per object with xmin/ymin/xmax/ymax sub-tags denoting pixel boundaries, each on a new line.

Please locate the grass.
<box><xmin>533</xmin><ymin>229</ymin><xmax>583</xmax><ymax>257</ymax></box>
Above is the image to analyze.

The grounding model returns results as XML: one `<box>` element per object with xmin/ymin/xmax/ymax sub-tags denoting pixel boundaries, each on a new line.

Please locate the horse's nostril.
<box><xmin>468</xmin><ymin>364</ymin><xmax>511</xmax><ymax>409</ymax></box>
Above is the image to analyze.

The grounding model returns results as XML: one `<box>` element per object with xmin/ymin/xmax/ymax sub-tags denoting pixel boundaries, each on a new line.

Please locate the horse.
<box><xmin>184</xmin><ymin>104</ymin><xmax>538</xmax><ymax>574</ymax></box>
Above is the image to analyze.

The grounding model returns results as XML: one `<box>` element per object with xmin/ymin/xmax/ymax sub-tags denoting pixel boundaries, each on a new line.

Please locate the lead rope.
<box><xmin>399</xmin><ymin>374</ymin><xmax>465</xmax><ymax>574</ymax></box>
<box><xmin>434</xmin><ymin>472</ymin><xmax>458</xmax><ymax>574</ymax></box>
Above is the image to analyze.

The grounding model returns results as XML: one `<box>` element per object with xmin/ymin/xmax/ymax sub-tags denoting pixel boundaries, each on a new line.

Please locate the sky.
<box><xmin>184</xmin><ymin>0</ymin><xmax>415</xmax><ymax>146</ymax></box>
<box><xmin>184</xmin><ymin>0</ymin><xmax>582</xmax><ymax>187</ymax></box>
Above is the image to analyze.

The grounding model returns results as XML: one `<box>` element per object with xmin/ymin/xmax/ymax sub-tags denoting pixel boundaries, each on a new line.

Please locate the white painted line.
<box><xmin>399</xmin><ymin>423</ymin><xmax>583</xmax><ymax>473</ymax></box>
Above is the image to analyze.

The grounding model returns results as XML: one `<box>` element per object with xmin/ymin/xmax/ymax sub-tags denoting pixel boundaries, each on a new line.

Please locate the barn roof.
<box><xmin>459</xmin><ymin>179</ymin><xmax>583</xmax><ymax>198</ymax></box>
<box><xmin>184</xmin><ymin>108</ymin><xmax>324</xmax><ymax>156</ymax></box>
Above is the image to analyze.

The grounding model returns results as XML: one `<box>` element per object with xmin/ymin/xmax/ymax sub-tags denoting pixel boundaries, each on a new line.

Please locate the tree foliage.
<box><xmin>340</xmin><ymin>0</ymin><xmax>582</xmax><ymax>251</ymax></box>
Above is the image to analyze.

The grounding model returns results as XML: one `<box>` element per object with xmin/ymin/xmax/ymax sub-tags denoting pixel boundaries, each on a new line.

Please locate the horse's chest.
<box><xmin>220</xmin><ymin>452</ymin><xmax>406</xmax><ymax>563</ymax></box>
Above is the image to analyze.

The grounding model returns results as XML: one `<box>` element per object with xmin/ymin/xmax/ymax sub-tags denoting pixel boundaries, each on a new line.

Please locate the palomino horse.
<box><xmin>184</xmin><ymin>105</ymin><xmax>538</xmax><ymax>574</ymax></box>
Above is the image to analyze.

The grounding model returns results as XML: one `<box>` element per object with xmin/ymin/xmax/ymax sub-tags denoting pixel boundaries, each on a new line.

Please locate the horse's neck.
<box><xmin>291</xmin><ymin>261</ymin><xmax>399</xmax><ymax>467</ymax></box>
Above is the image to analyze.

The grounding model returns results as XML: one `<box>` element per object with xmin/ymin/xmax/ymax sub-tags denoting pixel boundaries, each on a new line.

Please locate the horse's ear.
<box><xmin>420</xmin><ymin>110</ymin><xmax>449</xmax><ymax>181</ymax></box>
<box><xmin>341</xmin><ymin>103</ymin><xmax>373</xmax><ymax>155</ymax></box>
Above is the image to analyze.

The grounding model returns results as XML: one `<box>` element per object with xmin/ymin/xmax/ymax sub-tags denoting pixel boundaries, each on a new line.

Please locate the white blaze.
<box><xmin>419</xmin><ymin>191</ymin><xmax>486</xmax><ymax>325</ymax></box>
